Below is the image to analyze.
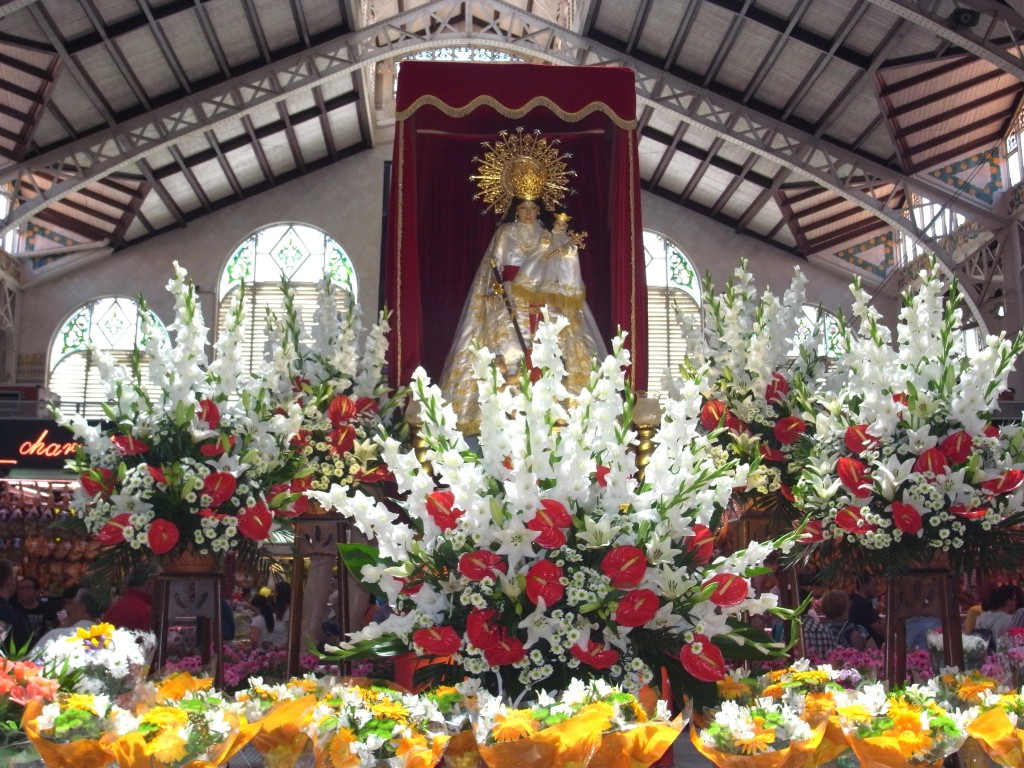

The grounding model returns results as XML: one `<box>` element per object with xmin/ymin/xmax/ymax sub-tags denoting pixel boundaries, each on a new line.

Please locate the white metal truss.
<box><xmin>0</xmin><ymin>0</ymin><xmax>1009</xmax><ymax>272</ymax></box>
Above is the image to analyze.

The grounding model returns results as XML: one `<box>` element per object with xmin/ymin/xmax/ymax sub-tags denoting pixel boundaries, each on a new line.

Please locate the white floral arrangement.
<box><xmin>35</xmin><ymin>622</ymin><xmax>155</xmax><ymax>697</ymax></box>
<box><xmin>311</xmin><ymin>315</ymin><xmax>797</xmax><ymax>708</ymax></box>
<box><xmin>793</xmin><ymin>258</ymin><xmax>1024</xmax><ymax>575</ymax></box>
<box><xmin>697</xmin><ymin>697</ymin><xmax>815</xmax><ymax>755</ymax></box>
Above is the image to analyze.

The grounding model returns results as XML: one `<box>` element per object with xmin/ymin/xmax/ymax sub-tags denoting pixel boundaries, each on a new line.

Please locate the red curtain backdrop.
<box><xmin>385</xmin><ymin>61</ymin><xmax>647</xmax><ymax>392</ymax></box>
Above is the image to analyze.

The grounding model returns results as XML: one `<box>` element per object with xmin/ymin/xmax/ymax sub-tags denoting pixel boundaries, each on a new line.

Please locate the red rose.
<box><xmin>614</xmin><ymin>588</ymin><xmax>660</xmax><ymax>627</ymax></box>
<box><xmin>147</xmin><ymin>518</ymin><xmax>180</xmax><ymax>555</ymax></box>
<box><xmin>981</xmin><ymin>470</ymin><xmax>1024</xmax><ymax>495</ymax></box>
<box><xmin>96</xmin><ymin>512</ymin><xmax>132</xmax><ymax>545</ymax></box>
<box><xmin>238</xmin><ymin>501</ymin><xmax>273</xmax><ymax>541</ymax></box>
<box><xmin>837</xmin><ymin>457</ymin><xmax>872</xmax><ymax>498</ymax></box>
<box><xmin>834</xmin><ymin>505</ymin><xmax>876</xmax><ymax>534</ymax></box>
<box><xmin>890</xmin><ymin>501</ymin><xmax>923</xmax><ymax>535</ymax></box>
<box><xmin>939</xmin><ymin>431</ymin><xmax>973</xmax><ymax>464</ymax></box>
<box><xmin>466</xmin><ymin>608</ymin><xmax>499</xmax><ymax>649</ymax></box>
<box><xmin>525</xmin><ymin>560</ymin><xmax>564</xmax><ymax>606</ymax></box>
<box><xmin>773</xmin><ymin>416</ymin><xmax>806</xmax><ymax>445</ymax></box>
<box><xmin>570</xmin><ymin>641</ymin><xmax>620</xmax><ymax>670</ymax></box>
<box><xmin>482</xmin><ymin>632</ymin><xmax>526</xmax><ymax>667</ymax></box>
<box><xmin>700</xmin><ymin>400</ymin><xmax>727</xmax><ymax>430</ymax></box>
<box><xmin>703</xmin><ymin>573</ymin><xmax>749</xmax><ymax>607</ymax></box>
<box><xmin>327</xmin><ymin>394</ymin><xmax>357</xmax><ymax>426</ymax></box>
<box><xmin>844</xmin><ymin>425</ymin><xmax>879</xmax><ymax>455</ymax></box>
<box><xmin>413</xmin><ymin>626</ymin><xmax>461</xmax><ymax>657</ymax></box>
<box><xmin>328</xmin><ymin>425</ymin><xmax>356</xmax><ymax>455</ymax></box>
<box><xmin>686</xmin><ymin>524</ymin><xmax>715</xmax><ymax>564</ymax></box>
<box><xmin>765</xmin><ymin>372</ymin><xmax>789</xmax><ymax>405</ymax></box>
<box><xmin>680</xmin><ymin>634</ymin><xmax>726</xmax><ymax>682</ymax></box>
<box><xmin>110</xmin><ymin>435</ymin><xmax>149</xmax><ymax>455</ymax></box>
<box><xmin>80</xmin><ymin>467</ymin><xmax>115</xmax><ymax>497</ymax></box>
<box><xmin>600</xmin><ymin>545</ymin><xmax>648</xmax><ymax>588</ymax></box>
<box><xmin>197</xmin><ymin>399</ymin><xmax>220</xmax><ymax>428</ymax></box>
<box><xmin>203</xmin><ymin>472</ymin><xmax>237</xmax><ymax>508</ymax></box>
<box><xmin>458</xmin><ymin>550</ymin><xmax>507</xmax><ymax>582</ymax></box>
<box><xmin>425</xmin><ymin>489</ymin><xmax>464</xmax><ymax>531</ymax></box>
<box><xmin>912</xmin><ymin>448</ymin><xmax>949</xmax><ymax>475</ymax></box>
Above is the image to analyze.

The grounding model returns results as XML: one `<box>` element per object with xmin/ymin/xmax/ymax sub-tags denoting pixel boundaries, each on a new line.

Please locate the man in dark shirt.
<box><xmin>103</xmin><ymin>561</ymin><xmax>159</xmax><ymax>631</ymax></box>
<box><xmin>12</xmin><ymin>575</ymin><xmax>60</xmax><ymax>645</ymax></box>
<box><xmin>849</xmin><ymin>572</ymin><xmax>885</xmax><ymax>647</ymax></box>
<box><xmin>0</xmin><ymin>559</ymin><xmax>32</xmax><ymax>651</ymax></box>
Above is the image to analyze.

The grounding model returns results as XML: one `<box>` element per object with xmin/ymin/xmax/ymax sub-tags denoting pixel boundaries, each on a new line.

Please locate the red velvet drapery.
<box><xmin>384</xmin><ymin>61</ymin><xmax>647</xmax><ymax>391</ymax></box>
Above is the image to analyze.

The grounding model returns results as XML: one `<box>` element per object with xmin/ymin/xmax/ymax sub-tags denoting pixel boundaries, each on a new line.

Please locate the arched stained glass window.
<box><xmin>645</xmin><ymin>231</ymin><xmax>701</xmax><ymax>398</ymax></box>
<box><xmin>48</xmin><ymin>297</ymin><xmax>166</xmax><ymax>419</ymax></box>
<box><xmin>218</xmin><ymin>223</ymin><xmax>357</xmax><ymax>376</ymax></box>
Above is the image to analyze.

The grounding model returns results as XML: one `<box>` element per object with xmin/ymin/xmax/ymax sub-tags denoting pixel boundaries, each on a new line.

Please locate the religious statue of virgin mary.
<box><xmin>440</xmin><ymin>129</ymin><xmax>607</xmax><ymax>432</ymax></box>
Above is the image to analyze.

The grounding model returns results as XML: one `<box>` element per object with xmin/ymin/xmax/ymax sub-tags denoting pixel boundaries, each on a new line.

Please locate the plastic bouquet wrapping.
<box><xmin>691</xmin><ymin>697</ymin><xmax>828</xmax><ymax>768</ymax></box>
<box><xmin>836</xmin><ymin>682</ymin><xmax>968</xmax><ymax>767</ymax></box>
<box><xmin>964</xmin><ymin>686</ymin><xmax>1024</xmax><ymax>767</ymax></box>
<box><xmin>312</xmin><ymin>319</ymin><xmax>799</xmax><ymax>711</ymax></box>
<box><xmin>34</xmin><ymin>622</ymin><xmax>155</xmax><ymax>699</ymax></box>
<box><xmin>22</xmin><ymin>692</ymin><xmax>126</xmax><ymax>768</ymax></box>
<box><xmin>792</xmin><ymin>259</ymin><xmax>1024</xmax><ymax>578</ymax></box>
<box><xmin>305</xmin><ymin>679</ymin><xmax>448</xmax><ymax>768</ymax></box>
<box><xmin>235</xmin><ymin>676</ymin><xmax>323</xmax><ymax>768</ymax></box>
<box><xmin>927</xmin><ymin>629</ymin><xmax>990</xmax><ymax>673</ymax></box>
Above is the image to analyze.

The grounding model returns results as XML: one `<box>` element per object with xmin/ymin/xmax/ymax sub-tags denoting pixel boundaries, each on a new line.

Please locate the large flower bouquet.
<box><xmin>792</xmin><ymin>259</ymin><xmax>1024</xmax><ymax>576</ymax></box>
<box><xmin>312</xmin><ymin>318</ymin><xmax>798</xmax><ymax>707</ymax></box>
<box><xmin>677</xmin><ymin>262</ymin><xmax>828</xmax><ymax>522</ymax></box>
<box><xmin>23</xmin><ymin>691</ymin><xmax>131</xmax><ymax>768</ymax></box>
<box><xmin>54</xmin><ymin>263</ymin><xmax>304</xmax><ymax>578</ymax></box>
<box><xmin>966</xmin><ymin>686</ymin><xmax>1024</xmax><ymax>767</ymax></box>
<box><xmin>263</xmin><ymin>278</ymin><xmax>404</xmax><ymax>511</ymax></box>
<box><xmin>0</xmin><ymin>658</ymin><xmax>60</xmax><ymax>755</ymax></box>
<box><xmin>691</xmin><ymin>697</ymin><xmax>826</xmax><ymax>768</ymax></box>
<box><xmin>35</xmin><ymin>622</ymin><xmax>155</xmax><ymax>698</ymax></box>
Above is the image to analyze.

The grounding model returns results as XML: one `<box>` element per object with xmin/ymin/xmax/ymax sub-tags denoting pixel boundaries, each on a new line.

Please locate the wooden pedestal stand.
<box><xmin>152</xmin><ymin>559</ymin><xmax>224</xmax><ymax>689</ymax></box>
<box><xmin>884</xmin><ymin>563</ymin><xmax>963</xmax><ymax>684</ymax></box>
<box><xmin>286</xmin><ymin>511</ymin><xmax>352</xmax><ymax>679</ymax></box>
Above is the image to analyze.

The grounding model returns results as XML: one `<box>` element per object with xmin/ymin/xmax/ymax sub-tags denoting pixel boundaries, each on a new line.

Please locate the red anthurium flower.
<box><xmin>425</xmin><ymin>489</ymin><xmax>464</xmax><ymax>531</ymax></box>
<box><xmin>614</xmin><ymin>588</ymin><xmax>660</xmax><ymax>627</ymax></box>
<box><xmin>466</xmin><ymin>608</ymin><xmax>500</xmax><ymax>649</ymax></box>
<box><xmin>912</xmin><ymin>448</ymin><xmax>949</xmax><ymax>476</ymax></box>
<box><xmin>834</xmin><ymin>505</ymin><xmax>876</xmax><ymax>534</ymax></box>
<box><xmin>412</xmin><ymin>626</ymin><xmax>461</xmax><ymax>657</ymax></box>
<box><xmin>80</xmin><ymin>467</ymin><xmax>115</xmax><ymax>497</ymax></box>
<box><xmin>798</xmin><ymin>520</ymin><xmax>824</xmax><ymax>543</ymax></box>
<box><xmin>238</xmin><ymin>502</ymin><xmax>274</xmax><ymax>541</ymax></box>
<box><xmin>892</xmin><ymin>392</ymin><xmax>908</xmax><ymax>406</ymax></box>
<box><xmin>355</xmin><ymin>396</ymin><xmax>379</xmax><ymax>415</ymax></box>
<box><xmin>327</xmin><ymin>395</ymin><xmax>357</xmax><ymax>426</ymax></box>
<box><xmin>680</xmin><ymin>634</ymin><xmax>727</xmax><ymax>682</ymax></box>
<box><xmin>700</xmin><ymin>400</ymin><xmax>727</xmax><ymax>430</ymax></box>
<box><xmin>725</xmin><ymin>413</ymin><xmax>747</xmax><ymax>434</ymax></box>
<box><xmin>773</xmin><ymin>416</ymin><xmax>806</xmax><ymax>445</ymax></box>
<box><xmin>984</xmin><ymin>424</ymin><xmax>1000</xmax><ymax>439</ymax></box>
<box><xmin>147</xmin><ymin>519</ymin><xmax>180</xmax><ymax>555</ymax></box>
<box><xmin>96</xmin><ymin>512</ymin><xmax>132</xmax><ymax>545</ymax></box>
<box><xmin>352</xmin><ymin>466</ymin><xmax>393</xmax><ymax>484</ymax></box>
<box><xmin>837</xmin><ymin>457</ymin><xmax>873</xmax><ymax>498</ymax></box>
<box><xmin>600</xmin><ymin>545</ymin><xmax>648</xmax><ymax>588</ymax></box>
<box><xmin>780</xmin><ymin>484</ymin><xmax>794</xmax><ymax>502</ymax></box>
<box><xmin>147</xmin><ymin>465</ymin><xmax>167</xmax><ymax>485</ymax></box>
<box><xmin>525</xmin><ymin>560</ymin><xmax>565</xmax><ymax>606</ymax></box>
<box><xmin>844</xmin><ymin>425</ymin><xmax>880</xmax><ymax>455</ymax></box>
<box><xmin>890</xmin><ymin>501</ymin><xmax>923</xmax><ymax>535</ymax></box>
<box><xmin>203</xmin><ymin>472</ymin><xmax>237</xmax><ymax>508</ymax></box>
<box><xmin>760</xmin><ymin>444</ymin><xmax>786</xmax><ymax>462</ymax></box>
<box><xmin>290</xmin><ymin>430</ymin><xmax>312</xmax><ymax>451</ymax></box>
<box><xmin>981</xmin><ymin>470</ymin><xmax>1024</xmax><ymax>495</ymax></box>
<box><xmin>482</xmin><ymin>632</ymin><xmax>526</xmax><ymax>667</ymax></box>
<box><xmin>328</xmin><ymin>426</ymin><xmax>356</xmax><ymax>456</ymax></box>
<box><xmin>950</xmin><ymin>505</ymin><xmax>989</xmax><ymax>520</ymax></box>
<box><xmin>458</xmin><ymin>550</ymin><xmax>508</xmax><ymax>582</ymax></box>
<box><xmin>703</xmin><ymin>574</ymin><xmax>749</xmax><ymax>607</ymax></box>
<box><xmin>939</xmin><ymin>431</ymin><xmax>973</xmax><ymax>465</ymax></box>
<box><xmin>527</xmin><ymin>500</ymin><xmax>572</xmax><ymax>549</ymax></box>
<box><xmin>594</xmin><ymin>465</ymin><xmax>610</xmax><ymax>487</ymax></box>
<box><xmin>199</xmin><ymin>435</ymin><xmax>236</xmax><ymax>458</ymax></box>
<box><xmin>111</xmin><ymin>435</ymin><xmax>149</xmax><ymax>455</ymax></box>
<box><xmin>686</xmin><ymin>525</ymin><xmax>716</xmax><ymax>564</ymax></box>
<box><xmin>765</xmin><ymin>372</ymin><xmax>789</xmax><ymax>405</ymax></box>
<box><xmin>197</xmin><ymin>399</ymin><xmax>220</xmax><ymax>428</ymax></box>
<box><xmin>570</xmin><ymin>641</ymin><xmax>620</xmax><ymax>670</ymax></box>
<box><xmin>527</xmin><ymin>524</ymin><xmax>566</xmax><ymax>550</ymax></box>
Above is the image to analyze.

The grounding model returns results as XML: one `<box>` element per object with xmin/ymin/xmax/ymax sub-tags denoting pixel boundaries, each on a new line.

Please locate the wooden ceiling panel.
<box><xmin>224</xmin><ymin>144</ymin><xmax>269</xmax><ymax>188</ymax></box>
<box><xmin>671</xmin><ymin>3</ymin><xmax>733</xmax><ymax>74</ymax></box>
<box><xmin>71</xmin><ymin>46</ymin><xmax>139</xmax><ymax>113</ymax></box>
<box><xmin>659</xmin><ymin>153</ymin><xmax>703</xmax><ymax>197</ymax></box>
<box><xmin>300</xmin><ymin>0</ymin><xmax>346</xmax><ymax>37</ymax></box>
<box><xmin>148</xmin><ymin>11</ymin><xmax>222</xmax><ymax>88</ymax></box>
<box><xmin>592</xmin><ymin>0</ymin><xmax>646</xmax><ymax>39</ymax></box>
<box><xmin>159</xmin><ymin>171</ymin><xmax>204</xmax><ymax>215</ymax></box>
<box><xmin>259</xmin><ymin>132</ymin><xmax>300</xmax><ymax>176</ymax></box>
<box><xmin>115</xmin><ymin>28</ymin><xmax>181</xmax><ymax>98</ymax></box>
<box><xmin>204</xmin><ymin>0</ymin><xmax>263</xmax><ymax>70</ymax></box>
<box><xmin>788</xmin><ymin>59</ymin><xmax>860</xmax><ymax>125</ymax></box>
<box><xmin>44</xmin><ymin>76</ymin><xmax>105</xmax><ymax>134</ymax></box>
<box><xmin>327</xmin><ymin>107</ymin><xmax>364</xmax><ymax>151</ymax></box>
<box><xmin>632</xmin><ymin>2</ymin><xmax>684</xmax><ymax>60</ymax></box>
<box><xmin>716</xmin><ymin>23</ymin><xmax>779</xmax><ymax>93</ymax></box>
<box><xmin>749</xmin><ymin>38</ymin><xmax>821</xmax><ymax>109</ymax></box>
<box><xmin>293</xmin><ymin>118</ymin><xmax>329</xmax><ymax>164</ymax></box>
<box><xmin>252</xmin><ymin>0</ymin><xmax>303</xmax><ymax>52</ymax></box>
<box><xmin>189</xmin><ymin>156</ymin><xmax>235</xmax><ymax>204</ymax></box>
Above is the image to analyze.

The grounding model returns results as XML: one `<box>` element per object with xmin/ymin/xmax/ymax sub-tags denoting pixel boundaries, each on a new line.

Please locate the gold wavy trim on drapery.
<box><xmin>396</xmin><ymin>95</ymin><xmax>637</xmax><ymax>129</ymax></box>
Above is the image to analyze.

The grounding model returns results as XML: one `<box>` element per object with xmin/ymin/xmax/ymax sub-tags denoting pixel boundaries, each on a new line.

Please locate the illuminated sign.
<box><xmin>0</xmin><ymin>420</ymin><xmax>79</xmax><ymax>472</ymax></box>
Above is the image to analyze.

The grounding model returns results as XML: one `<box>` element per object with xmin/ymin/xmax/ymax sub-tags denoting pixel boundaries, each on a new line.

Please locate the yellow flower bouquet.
<box><xmin>234</xmin><ymin>676</ymin><xmax>324</xmax><ymax>768</ymax></box>
<box><xmin>22</xmin><ymin>692</ymin><xmax>122</xmax><ymax>768</ymax></box>
<box><xmin>965</xmin><ymin>688</ymin><xmax>1024</xmax><ymax>767</ymax></box>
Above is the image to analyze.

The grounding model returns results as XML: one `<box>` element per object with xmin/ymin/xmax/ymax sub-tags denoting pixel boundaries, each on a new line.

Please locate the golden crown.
<box><xmin>471</xmin><ymin>128</ymin><xmax>575</xmax><ymax>215</ymax></box>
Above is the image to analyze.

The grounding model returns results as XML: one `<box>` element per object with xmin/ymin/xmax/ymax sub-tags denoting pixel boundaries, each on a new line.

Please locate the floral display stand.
<box><xmin>884</xmin><ymin>561</ymin><xmax>963</xmax><ymax>684</ymax></box>
<box><xmin>152</xmin><ymin>557</ymin><xmax>224</xmax><ymax>689</ymax></box>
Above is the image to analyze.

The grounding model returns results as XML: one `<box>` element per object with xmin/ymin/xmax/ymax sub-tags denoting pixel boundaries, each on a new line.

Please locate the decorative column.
<box><xmin>631</xmin><ymin>396</ymin><xmax>661</xmax><ymax>483</ymax></box>
<box><xmin>152</xmin><ymin>559</ymin><xmax>224</xmax><ymax>689</ymax></box>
